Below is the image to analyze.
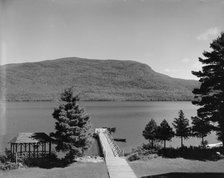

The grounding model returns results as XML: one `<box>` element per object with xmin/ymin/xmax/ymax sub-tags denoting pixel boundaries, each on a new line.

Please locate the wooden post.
<box><xmin>11</xmin><ymin>143</ymin><xmax>14</xmax><ymax>162</ymax></box>
<box><xmin>36</xmin><ymin>144</ymin><xmax>39</xmax><ymax>158</ymax></box>
<box><xmin>15</xmin><ymin>152</ymin><xmax>18</xmax><ymax>164</ymax></box>
<box><xmin>49</xmin><ymin>141</ymin><xmax>51</xmax><ymax>156</ymax></box>
<box><xmin>10</xmin><ymin>143</ymin><xmax>13</xmax><ymax>155</ymax></box>
<box><xmin>28</xmin><ymin>143</ymin><xmax>31</xmax><ymax>158</ymax></box>
<box><xmin>15</xmin><ymin>144</ymin><xmax>18</xmax><ymax>163</ymax></box>
<box><xmin>24</xmin><ymin>143</ymin><xmax>26</xmax><ymax>158</ymax></box>
<box><xmin>11</xmin><ymin>143</ymin><xmax>13</xmax><ymax>154</ymax></box>
<box><xmin>33</xmin><ymin>144</ymin><xmax>35</xmax><ymax>158</ymax></box>
<box><xmin>24</xmin><ymin>143</ymin><xmax>27</xmax><ymax>152</ymax></box>
<box><xmin>44</xmin><ymin>142</ymin><xmax>46</xmax><ymax>154</ymax></box>
<box><xmin>42</xmin><ymin>142</ymin><xmax>44</xmax><ymax>157</ymax></box>
<box><xmin>20</xmin><ymin>143</ymin><xmax>22</xmax><ymax>156</ymax></box>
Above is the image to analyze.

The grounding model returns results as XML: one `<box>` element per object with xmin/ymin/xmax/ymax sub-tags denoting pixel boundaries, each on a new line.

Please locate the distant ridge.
<box><xmin>0</xmin><ymin>57</ymin><xmax>198</xmax><ymax>101</ymax></box>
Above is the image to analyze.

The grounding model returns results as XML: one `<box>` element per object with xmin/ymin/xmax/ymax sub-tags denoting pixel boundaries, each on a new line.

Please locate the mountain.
<box><xmin>0</xmin><ymin>57</ymin><xmax>198</xmax><ymax>101</ymax></box>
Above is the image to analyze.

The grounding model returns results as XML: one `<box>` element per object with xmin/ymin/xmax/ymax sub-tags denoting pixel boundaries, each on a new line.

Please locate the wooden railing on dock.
<box><xmin>95</xmin><ymin>128</ymin><xmax>137</xmax><ymax>178</ymax></box>
<box><xmin>104</xmin><ymin>129</ymin><xmax>124</xmax><ymax>157</ymax></box>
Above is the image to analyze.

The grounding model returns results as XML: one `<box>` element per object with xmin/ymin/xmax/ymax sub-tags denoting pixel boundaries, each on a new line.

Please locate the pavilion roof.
<box><xmin>9</xmin><ymin>132</ymin><xmax>53</xmax><ymax>144</ymax></box>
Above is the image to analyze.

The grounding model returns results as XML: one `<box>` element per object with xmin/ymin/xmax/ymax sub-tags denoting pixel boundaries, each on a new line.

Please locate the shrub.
<box><xmin>0</xmin><ymin>148</ymin><xmax>13</xmax><ymax>163</ymax></box>
<box><xmin>128</xmin><ymin>143</ymin><xmax>160</xmax><ymax>161</ymax></box>
<box><xmin>127</xmin><ymin>153</ymin><xmax>140</xmax><ymax>161</ymax></box>
<box><xmin>0</xmin><ymin>149</ymin><xmax>20</xmax><ymax>171</ymax></box>
<box><xmin>0</xmin><ymin>162</ymin><xmax>20</xmax><ymax>171</ymax></box>
<box><xmin>158</xmin><ymin>146</ymin><xmax>224</xmax><ymax>160</ymax></box>
<box><xmin>21</xmin><ymin>152</ymin><xmax>61</xmax><ymax>168</ymax></box>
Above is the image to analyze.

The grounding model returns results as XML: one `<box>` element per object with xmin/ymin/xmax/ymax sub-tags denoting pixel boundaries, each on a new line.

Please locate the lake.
<box><xmin>0</xmin><ymin>101</ymin><xmax>218</xmax><ymax>153</ymax></box>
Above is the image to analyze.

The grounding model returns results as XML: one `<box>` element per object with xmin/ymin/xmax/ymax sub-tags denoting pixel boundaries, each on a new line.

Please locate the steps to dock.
<box><xmin>95</xmin><ymin>128</ymin><xmax>137</xmax><ymax>178</ymax></box>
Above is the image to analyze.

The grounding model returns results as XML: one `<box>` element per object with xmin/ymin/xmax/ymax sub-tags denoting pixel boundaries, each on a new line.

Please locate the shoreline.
<box><xmin>0</xmin><ymin>99</ymin><xmax>193</xmax><ymax>103</ymax></box>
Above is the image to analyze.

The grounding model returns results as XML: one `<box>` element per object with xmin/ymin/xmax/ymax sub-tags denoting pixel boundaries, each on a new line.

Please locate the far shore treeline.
<box><xmin>143</xmin><ymin>110</ymin><xmax>211</xmax><ymax>149</ymax></box>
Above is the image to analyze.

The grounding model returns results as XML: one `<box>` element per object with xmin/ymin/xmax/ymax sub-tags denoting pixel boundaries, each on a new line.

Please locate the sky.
<box><xmin>1</xmin><ymin>0</ymin><xmax>224</xmax><ymax>79</ymax></box>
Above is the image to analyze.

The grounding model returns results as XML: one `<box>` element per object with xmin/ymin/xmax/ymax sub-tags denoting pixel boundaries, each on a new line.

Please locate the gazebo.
<box><xmin>9</xmin><ymin>132</ymin><xmax>53</xmax><ymax>159</ymax></box>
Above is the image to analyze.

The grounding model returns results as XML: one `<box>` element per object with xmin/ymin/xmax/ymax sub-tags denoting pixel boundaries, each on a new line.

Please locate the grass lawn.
<box><xmin>0</xmin><ymin>162</ymin><xmax>109</xmax><ymax>178</ymax></box>
<box><xmin>129</xmin><ymin>157</ymin><xmax>224</xmax><ymax>178</ymax></box>
<box><xmin>1</xmin><ymin>157</ymin><xmax>224</xmax><ymax>178</ymax></box>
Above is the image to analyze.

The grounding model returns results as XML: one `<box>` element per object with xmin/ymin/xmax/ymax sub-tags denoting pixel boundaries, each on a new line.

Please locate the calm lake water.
<box><xmin>0</xmin><ymin>101</ymin><xmax>218</xmax><ymax>152</ymax></box>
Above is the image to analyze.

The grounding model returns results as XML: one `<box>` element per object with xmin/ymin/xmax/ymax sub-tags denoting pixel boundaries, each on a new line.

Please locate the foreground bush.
<box><xmin>158</xmin><ymin>146</ymin><xmax>224</xmax><ymax>160</ymax></box>
<box><xmin>128</xmin><ymin>143</ymin><xmax>160</xmax><ymax>161</ymax></box>
<box><xmin>0</xmin><ymin>149</ymin><xmax>20</xmax><ymax>171</ymax></box>
<box><xmin>0</xmin><ymin>162</ymin><xmax>21</xmax><ymax>171</ymax></box>
<box><xmin>21</xmin><ymin>153</ymin><xmax>69</xmax><ymax>168</ymax></box>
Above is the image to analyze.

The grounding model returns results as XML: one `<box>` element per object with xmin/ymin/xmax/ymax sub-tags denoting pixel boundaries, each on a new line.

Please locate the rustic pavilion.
<box><xmin>9</xmin><ymin>132</ymin><xmax>53</xmax><ymax>159</ymax></box>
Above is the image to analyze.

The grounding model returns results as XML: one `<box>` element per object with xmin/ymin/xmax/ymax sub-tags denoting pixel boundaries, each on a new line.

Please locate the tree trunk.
<box><xmin>181</xmin><ymin>137</ymin><xmax>183</xmax><ymax>148</ymax></box>
<box><xmin>164</xmin><ymin>140</ymin><xmax>166</xmax><ymax>149</ymax></box>
<box><xmin>201</xmin><ymin>137</ymin><xmax>205</xmax><ymax>148</ymax></box>
<box><xmin>151</xmin><ymin>140</ymin><xmax>154</xmax><ymax>148</ymax></box>
<box><xmin>82</xmin><ymin>148</ymin><xmax>84</xmax><ymax>156</ymax></box>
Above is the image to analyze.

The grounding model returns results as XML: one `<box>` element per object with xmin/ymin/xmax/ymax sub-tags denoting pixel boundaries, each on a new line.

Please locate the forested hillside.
<box><xmin>0</xmin><ymin>57</ymin><xmax>198</xmax><ymax>101</ymax></box>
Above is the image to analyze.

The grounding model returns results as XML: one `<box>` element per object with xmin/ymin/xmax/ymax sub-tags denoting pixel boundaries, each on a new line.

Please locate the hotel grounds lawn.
<box><xmin>129</xmin><ymin>157</ymin><xmax>224</xmax><ymax>177</ymax></box>
<box><xmin>0</xmin><ymin>162</ymin><xmax>109</xmax><ymax>178</ymax></box>
<box><xmin>1</xmin><ymin>157</ymin><xmax>224</xmax><ymax>178</ymax></box>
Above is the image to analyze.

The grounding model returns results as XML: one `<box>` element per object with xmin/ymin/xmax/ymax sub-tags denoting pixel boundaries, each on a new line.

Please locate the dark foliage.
<box><xmin>128</xmin><ymin>143</ymin><xmax>160</xmax><ymax>161</ymax></box>
<box><xmin>0</xmin><ymin>148</ymin><xmax>13</xmax><ymax>164</ymax></box>
<box><xmin>0</xmin><ymin>149</ymin><xmax>21</xmax><ymax>171</ymax></box>
<box><xmin>191</xmin><ymin>116</ymin><xmax>212</xmax><ymax>147</ymax></box>
<box><xmin>192</xmin><ymin>32</ymin><xmax>224</xmax><ymax>146</ymax></box>
<box><xmin>0</xmin><ymin>153</ymin><xmax>8</xmax><ymax>164</ymax></box>
<box><xmin>157</xmin><ymin>119</ymin><xmax>174</xmax><ymax>148</ymax></box>
<box><xmin>50</xmin><ymin>88</ymin><xmax>92</xmax><ymax>162</ymax></box>
<box><xmin>127</xmin><ymin>153</ymin><xmax>141</xmax><ymax>161</ymax></box>
<box><xmin>143</xmin><ymin>119</ymin><xmax>158</xmax><ymax>148</ymax></box>
<box><xmin>21</xmin><ymin>153</ymin><xmax>70</xmax><ymax>169</ymax></box>
<box><xmin>172</xmin><ymin>110</ymin><xmax>191</xmax><ymax>147</ymax></box>
<box><xmin>158</xmin><ymin>146</ymin><xmax>224</xmax><ymax>161</ymax></box>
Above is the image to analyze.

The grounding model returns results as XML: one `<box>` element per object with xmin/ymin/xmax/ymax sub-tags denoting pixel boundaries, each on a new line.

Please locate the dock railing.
<box><xmin>95</xmin><ymin>128</ymin><xmax>124</xmax><ymax>157</ymax></box>
<box><xmin>95</xmin><ymin>128</ymin><xmax>137</xmax><ymax>178</ymax></box>
<box><xmin>104</xmin><ymin>129</ymin><xmax>124</xmax><ymax>157</ymax></box>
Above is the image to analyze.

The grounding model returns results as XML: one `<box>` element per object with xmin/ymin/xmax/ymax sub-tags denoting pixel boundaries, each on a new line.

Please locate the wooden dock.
<box><xmin>95</xmin><ymin>128</ymin><xmax>137</xmax><ymax>178</ymax></box>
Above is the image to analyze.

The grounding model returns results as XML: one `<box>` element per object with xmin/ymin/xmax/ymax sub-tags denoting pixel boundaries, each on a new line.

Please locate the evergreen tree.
<box><xmin>191</xmin><ymin>116</ymin><xmax>211</xmax><ymax>147</ymax></box>
<box><xmin>172</xmin><ymin>110</ymin><xmax>190</xmax><ymax>148</ymax></box>
<box><xmin>192</xmin><ymin>32</ymin><xmax>224</xmax><ymax>147</ymax></box>
<box><xmin>143</xmin><ymin>119</ymin><xmax>158</xmax><ymax>148</ymax></box>
<box><xmin>50</xmin><ymin>88</ymin><xmax>92</xmax><ymax>161</ymax></box>
<box><xmin>157</xmin><ymin>119</ymin><xmax>174</xmax><ymax>148</ymax></box>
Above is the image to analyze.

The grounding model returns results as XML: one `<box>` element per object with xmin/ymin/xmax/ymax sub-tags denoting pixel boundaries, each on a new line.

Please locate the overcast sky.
<box><xmin>1</xmin><ymin>0</ymin><xmax>224</xmax><ymax>79</ymax></box>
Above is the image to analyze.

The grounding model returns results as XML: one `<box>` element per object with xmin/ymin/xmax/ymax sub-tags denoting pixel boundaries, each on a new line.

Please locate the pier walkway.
<box><xmin>95</xmin><ymin>128</ymin><xmax>137</xmax><ymax>178</ymax></box>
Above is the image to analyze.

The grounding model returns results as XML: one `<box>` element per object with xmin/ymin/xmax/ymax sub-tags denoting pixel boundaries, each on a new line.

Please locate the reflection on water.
<box><xmin>0</xmin><ymin>101</ymin><xmax>218</xmax><ymax>152</ymax></box>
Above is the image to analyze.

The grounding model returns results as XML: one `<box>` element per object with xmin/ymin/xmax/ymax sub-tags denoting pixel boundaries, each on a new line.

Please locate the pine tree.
<box><xmin>143</xmin><ymin>119</ymin><xmax>158</xmax><ymax>148</ymax></box>
<box><xmin>191</xmin><ymin>116</ymin><xmax>211</xmax><ymax>147</ymax></box>
<box><xmin>157</xmin><ymin>119</ymin><xmax>174</xmax><ymax>148</ymax></box>
<box><xmin>192</xmin><ymin>32</ymin><xmax>224</xmax><ymax>147</ymax></box>
<box><xmin>50</xmin><ymin>88</ymin><xmax>92</xmax><ymax>161</ymax></box>
<box><xmin>172</xmin><ymin>110</ymin><xmax>190</xmax><ymax>148</ymax></box>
